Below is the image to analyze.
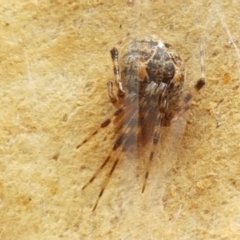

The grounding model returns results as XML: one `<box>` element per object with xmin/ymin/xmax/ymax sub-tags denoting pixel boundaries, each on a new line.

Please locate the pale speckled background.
<box><xmin>1</xmin><ymin>0</ymin><xmax>240</xmax><ymax>239</ymax></box>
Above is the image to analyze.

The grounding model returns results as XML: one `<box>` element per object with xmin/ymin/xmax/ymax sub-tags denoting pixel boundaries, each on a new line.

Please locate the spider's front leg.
<box><xmin>107</xmin><ymin>47</ymin><xmax>125</xmax><ymax>108</ymax></box>
<box><xmin>173</xmin><ymin>38</ymin><xmax>206</xmax><ymax>117</ymax></box>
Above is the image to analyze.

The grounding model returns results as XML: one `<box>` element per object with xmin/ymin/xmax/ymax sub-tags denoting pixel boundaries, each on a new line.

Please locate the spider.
<box><xmin>77</xmin><ymin>35</ymin><xmax>205</xmax><ymax>211</ymax></box>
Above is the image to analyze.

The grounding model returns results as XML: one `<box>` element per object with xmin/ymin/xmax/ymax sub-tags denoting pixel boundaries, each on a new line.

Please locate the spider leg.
<box><xmin>76</xmin><ymin>114</ymin><xmax>113</xmax><ymax>149</ymax></box>
<box><xmin>107</xmin><ymin>81</ymin><xmax>118</xmax><ymax>106</ymax></box>
<box><xmin>92</xmin><ymin>155</ymin><xmax>120</xmax><ymax>211</ymax></box>
<box><xmin>80</xmin><ymin>93</ymin><xmax>139</xmax><ymax>210</ymax></box>
<box><xmin>107</xmin><ymin>32</ymin><xmax>131</xmax><ymax>107</ymax></box>
<box><xmin>82</xmin><ymin>131</ymin><xmax>125</xmax><ymax>200</ymax></box>
<box><xmin>142</xmin><ymin>112</ymin><xmax>162</xmax><ymax>193</ymax></box>
<box><xmin>141</xmin><ymin>82</ymin><xmax>168</xmax><ymax>193</ymax></box>
<box><xmin>76</xmin><ymin>93</ymin><xmax>137</xmax><ymax>149</ymax></box>
<box><xmin>90</xmin><ymin>109</ymin><xmax>139</xmax><ymax>211</ymax></box>
<box><xmin>110</xmin><ymin>46</ymin><xmax>125</xmax><ymax>99</ymax></box>
<box><xmin>174</xmin><ymin>38</ymin><xmax>206</xmax><ymax>116</ymax></box>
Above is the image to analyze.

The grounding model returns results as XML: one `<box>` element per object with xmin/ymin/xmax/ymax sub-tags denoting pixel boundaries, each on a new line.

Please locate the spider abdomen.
<box><xmin>120</xmin><ymin>37</ymin><xmax>185</xmax><ymax>120</ymax></box>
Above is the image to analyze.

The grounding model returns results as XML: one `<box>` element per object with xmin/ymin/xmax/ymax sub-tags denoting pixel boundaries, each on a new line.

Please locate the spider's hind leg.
<box><xmin>140</xmin><ymin>82</ymin><xmax>168</xmax><ymax>193</ymax></box>
<box><xmin>77</xmin><ymin>93</ymin><xmax>137</xmax><ymax>149</ymax></box>
<box><xmin>84</xmin><ymin>105</ymin><xmax>139</xmax><ymax>211</ymax></box>
<box><xmin>76</xmin><ymin>107</ymin><xmax>123</xmax><ymax>149</ymax></box>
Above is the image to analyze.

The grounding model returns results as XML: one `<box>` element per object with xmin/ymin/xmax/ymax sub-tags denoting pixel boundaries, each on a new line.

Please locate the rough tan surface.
<box><xmin>1</xmin><ymin>0</ymin><xmax>240</xmax><ymax>239</ymax></box>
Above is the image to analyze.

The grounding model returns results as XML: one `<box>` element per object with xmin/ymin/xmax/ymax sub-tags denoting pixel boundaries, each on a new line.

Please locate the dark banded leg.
<box><xmin>82</xmin><ymin>133</ymin><xmax>124</xmax><ymax>211</ymax></box>
<box><xmin>107</xmin><ymin>81</ymin><xmax>119</xmax><ymax>108</ymax></box>
<box><xmin>87</xmin><ymin>109</ymin><xmax>139</xmax><ymax>211</ymax></box>
<box><xmin>107</xmin><ymin>46</ymin><xmax>125</xmax><ymax>108</ymax></box>
<box><xmin>181</xmin><ymin>77</ymin><xmax>205</xmax><ymax>105</ymax></box>
<box><xmin>107</xmin><ymin>33</ymin><xmax>130</xmax><ymax>107</ymax></box>
<box><xmin>76</xmin><ymin>93</ymin><xmax>137</xmax><ymax>149</ymax></box>
<box><xmin>76</xmin><ymin>107</ymin><xmax>123</xmax><ymax>149</ymax></box>
<box><xmin>141</xmin><ymin>83</ymin><xmax>167</xmax><ymax>193</ymax></box>
<box><xmin>110</xmin><ymin>47</ymin><xmax>125</xmax><ymax>97</ymax></box>
<box><xmin>142</xmin><ymin>113</ymin><xmax>162</xmax><ymax>193</ymax></box>
<box><xmin>175</xmin><ymin>38</ymin><xmax>206</xmax><ymax>116</ymax></box>
<box><xmin>92</xmin><ymin>156</ymin><xmax>120</xmax><ymax>211</ymax></box>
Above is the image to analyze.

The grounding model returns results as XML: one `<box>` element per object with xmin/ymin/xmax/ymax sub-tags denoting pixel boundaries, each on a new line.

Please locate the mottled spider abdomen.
<box><xmin>121</xmin><ymin>37</ymin><xmax>184</xmax><ymax>101</ymax></box>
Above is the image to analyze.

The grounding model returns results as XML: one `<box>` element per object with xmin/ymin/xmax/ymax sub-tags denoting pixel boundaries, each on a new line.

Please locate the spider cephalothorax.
<box><xmin>77</xmin><ymin>35</ymin><xmax>205</xmax><ymax>211</ymax></box>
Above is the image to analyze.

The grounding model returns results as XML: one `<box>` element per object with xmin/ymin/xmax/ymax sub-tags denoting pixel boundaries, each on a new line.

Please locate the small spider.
<box><xmin>77</xmin><ymin>35</ymin><xmax>205</xmax><ymax>211</ymax></box>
